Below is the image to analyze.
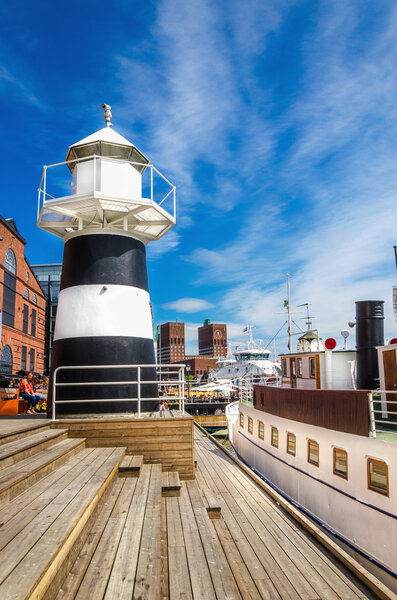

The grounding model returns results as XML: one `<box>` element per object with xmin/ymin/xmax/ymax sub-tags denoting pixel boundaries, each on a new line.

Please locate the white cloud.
<box><xmin>162</xmin><ymin>297</ymin><xmax>214</xmax><ymax>313</ymax></box>
<box><xmin>146</xmin><ymin>230</ymin><xmax>180</xmax><ymax>258</ymax></box>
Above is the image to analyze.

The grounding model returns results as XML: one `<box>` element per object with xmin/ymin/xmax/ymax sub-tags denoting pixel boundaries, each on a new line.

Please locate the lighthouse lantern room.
<box><xmin>38</xmin><ymin>106</ymin><xmax>176</xmax><ymax>417</ymax></box>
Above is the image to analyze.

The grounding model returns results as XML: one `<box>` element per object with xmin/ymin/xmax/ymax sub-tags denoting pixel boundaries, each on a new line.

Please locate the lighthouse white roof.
<box><xmin>66</xmin><ymin>126</ymin><xmax>149</xmax><ymax>168</ymax></box>
<box><xmin>69</xmin><ymin>127</ymin><xmax>135</xmax><ymax>150</ymax></box>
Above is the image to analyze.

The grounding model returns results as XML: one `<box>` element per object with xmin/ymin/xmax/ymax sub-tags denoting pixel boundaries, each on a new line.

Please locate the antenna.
<box><xmin>297</xmin><ymin>302</ymin><xmax>314</xmax><ymax>330</ymax></box>
<box><xmin>101</xmin><ymin>103</ymin><xmax>113</xmax><ymax>127</ymax></box>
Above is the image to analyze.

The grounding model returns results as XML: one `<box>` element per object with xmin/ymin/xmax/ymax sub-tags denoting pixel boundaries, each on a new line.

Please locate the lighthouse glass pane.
<box><xmin>101</xmin><ymin>142</ymin><xmax>131</xmax><ymax>160</ymax></box>
<box><xmin>130</xmin><ymin>148</ymin><xmax>148</xmax><ymax>173</ymax></box>
<box><xmin>368</xmin><ymin>459</ymin><xmax>388</xmax><ymax>495</ymax></box>
<box><xmin>73</xmin><ymin>143</ymin><xmax>100</xmax><ymax>159</ymax></box>
<box><xmin>333</xmin><ymin>448</ymin><xmax>348</xmax><ymax>479</ymax></box>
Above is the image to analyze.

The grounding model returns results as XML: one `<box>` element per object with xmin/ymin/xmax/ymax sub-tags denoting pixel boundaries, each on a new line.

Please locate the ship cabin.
<box><xmin>280</xmin><ymin>331</ymin><xmax>356</xmax><ymax>390</ymax></box>
<box><xmin>234</xmin><ymin>348</ymin><xmax>271</xmax><ymax>362</ymax></box>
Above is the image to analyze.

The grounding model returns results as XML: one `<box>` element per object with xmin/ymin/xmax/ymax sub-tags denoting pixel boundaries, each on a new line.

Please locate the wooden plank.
<box><xmin>166</xmin><ymin>495</ymin><xmax>192</xmax><ymax>600</ymax></box>
<box><xmin>162</xmin><ymin>471</ymin><xmax>181</xmax><ymax>497</ymax></box>
<box><xmin>0</xmin><ymin>448</ymin><xmax>125</xmax><ymax>600</ymax></box>
<box><xmin>74</xmin><ymin>476</ymin><xmax>139</xmax><ymax>600</ymax></box>
<box><xmin>118</xmin><ymin>454</ymin><xmax>143</xmax><ymax>477</ymax></box>
<box><xmin>160</xmin><ymin>497</ymin><xmax>169</xmax><ymax>600</ymax></box>
<box><xmin>0</xmin><ymin>422</ymin><xmax>50</xmax><ymax>445</ymax></box>
<box><xmin>0</xmin><ymin>428</ymin><xmax>68</xmax><ymax>470</ymax></box>
<box><xmin>186</xmin><ymin>480</ymin><xmax>242</xmax><ymax>599</ymax></box>
<box><xmin>54</xmin><ymin>477</ymin><xmax>126</xmax><ymax>600</ymax></box>
<box><xmin>0</xmin><ymin>437</ymin><xmax>86</xmax><ymax>505</ymax></box>
<box><xmin>178</xmin><ymin>484</ymin><xmax>216</xmax><ymax>600</ymax></box>
<box><xmin>133</xmin><ymin>463</ymin><xmax>162</xmax><ymax>600</ymax></box>
<box><xmin>104</xmin><ymin>464</ymin><xmax>152</xmax><ymax>600</ymax></box>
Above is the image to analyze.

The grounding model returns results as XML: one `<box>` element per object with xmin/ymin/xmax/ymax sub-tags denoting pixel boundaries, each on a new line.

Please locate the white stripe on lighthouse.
<box><xmin>54</xmin><ymin>284</ymin><xmax>153</xmax><ymax>341</ymax></box>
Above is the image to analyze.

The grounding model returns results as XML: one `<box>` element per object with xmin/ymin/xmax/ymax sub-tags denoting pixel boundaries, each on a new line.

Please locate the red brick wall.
<box><xmin>198</xmin><ymin>323</ymin><xmax>227</xmax><ymax>357</ymax></box>
<box><xmin>0</xmin><ymin>220</ymin><xmax>46</xmax><ymax>375</ymax></box>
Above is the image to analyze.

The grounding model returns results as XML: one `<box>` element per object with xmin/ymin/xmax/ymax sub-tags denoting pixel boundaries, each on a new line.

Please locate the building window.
<box><xmin>32</xmin><ymin>294</ymin><xmax>37</xmax><ymax>305</ymax></box>
<box><xmin>287</xmin><ymin>432</ymin><xmax>296</xmax><ymax>456</ymax></box>
<box><xmin>367</xmin><ymin>459</ymin><xmax>389</xmax><ymax>496</ymax></box>
<box><xmin>308</xmin><ymin>440</ymin><xmax>319</xmax><ymax>466</ymax></box>
<box><xmin>26</xmin><ymin>271</ymin><xmax>29</xmax><ymax>281</ymax></box>
<box><xmin>29</xmin><ymin>348</ymin><xmax>35</xmax><ymax>371</ymax></box>
<box><xmin>24</xmin><ymin>288</ymin><xmax>29</xmax><ymax>300</ymax></box>
<box><xmin>282</xmin><ymin>359</ymin><xmax>287</xmax><ymax>376</ymax></box>
<box><xmin>248</xmin><ymin>417</ymin><xmax>253</xmax><ymax>434</ymax></box>
<box><xmin>239</xmin><ymin>412</ymin><xmax>244</xmax><ymax>428</ymax></box>
<box><xmin>0</xmin><ymin>345</ymin><xmax>12</xmax><ymax>373</ymax></box>
<box><xmin>271</xmin><ymin>427</ymin><xmax>278</xmax><ymax>448</ymax></box>
<box><xmin>258</xmin><ymin>421</ymin><xmax>264</xmax><ymax>440</ymax></box>
<box><xmin>297</xmin><ymin>358</ymin><xmax>302</xmax><ymax>377</ymax></box>
<box><xmin>21</xmin><ymin>346</ymin><xmax>27</xmax><ymax>371</ymax></box>
<box><xmin>31</xmin><ymin>309</ymin><xmax>37</xmax><ymax>337</ymax></box>
<box><xmin>23</xmin><ymin>304</ymin><xmax>29</xmax><ymax>334</ymax></box>
<box><xmin>333</xmin><ymin>448</ymin><xmax>348</xmax><ymax>479</ymax></box>
<box><xmin>3</xmin><ymin>249</ymin><xmax>16</xmax><ymax>327</ymax></box>
<box><xmin>309</xmin><ymin>357</ymin><xmax>316</xmax><ymax>378</ymax></box>
<box><xmin>5</xmin><ymin>249</ymin><xmax>16</xmax><ymax>275</ymax></box>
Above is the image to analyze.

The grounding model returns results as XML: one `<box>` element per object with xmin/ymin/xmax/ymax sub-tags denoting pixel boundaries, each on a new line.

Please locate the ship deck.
<box><xmin>0</xmin><ymin>416</ymin><xmax>391</xmax><ymax>599</ymax></box>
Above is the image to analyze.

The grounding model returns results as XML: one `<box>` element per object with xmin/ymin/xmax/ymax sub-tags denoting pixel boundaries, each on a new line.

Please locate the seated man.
<box><xmin>19</xmin><ymin>373</ymin><xmax>41</xmax><ymax>414</ymax></box>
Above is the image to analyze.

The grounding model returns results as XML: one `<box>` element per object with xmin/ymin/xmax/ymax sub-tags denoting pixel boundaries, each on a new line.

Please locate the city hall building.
<box><xmin>0</xmin><ymin>217</ymin><xmax>46</xmax><ymax>376</ymax></box>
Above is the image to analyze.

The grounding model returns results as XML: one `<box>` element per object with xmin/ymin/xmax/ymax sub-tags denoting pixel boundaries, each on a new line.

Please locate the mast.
<box><xmin>287</xmin><ymin>274</ymin><xmax>292</xmax><ymax>353</ymax></box>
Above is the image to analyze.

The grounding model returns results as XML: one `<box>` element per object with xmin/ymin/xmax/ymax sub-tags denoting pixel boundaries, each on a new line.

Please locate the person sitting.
<box><xmin>19</xmin><ymin>373</ymin><xmax>41</xmax><ymax>414</ymax></box>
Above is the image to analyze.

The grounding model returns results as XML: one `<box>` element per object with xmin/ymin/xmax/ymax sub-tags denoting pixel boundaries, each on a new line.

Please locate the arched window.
<box><xmin>24</xmin><ymin>288</ymin><xmax>29</xmax><ymax>300</ymax></box>
<box><xmin>26</xmin><ymin>271</ymin><xmax>29</xmax><ymax>281</ymax></box>
<box><xmin>32</xmin><ymin>293</ymin><xmax>37</xmax><ymax>305</ymax></box>
<box><xmin>0</xmin><ymin>345</ymin><xmax>12</xmax><ymax>373</ymax></box>
<box><xmin>4</xmin><ymin>249</ymin><xmax>16</xmax><ymax>275</ymax></box>
<box><xmin>3</xmin><ymin>250</ymin><xmax>16</xmax><ymax>327</ymax></box>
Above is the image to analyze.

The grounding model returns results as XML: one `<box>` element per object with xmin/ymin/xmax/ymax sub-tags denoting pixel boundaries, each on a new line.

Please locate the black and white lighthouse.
<box><xmin>38</xmin><ymin>105</ymin><xmax>176</xmax><ymax>416</ymax></box>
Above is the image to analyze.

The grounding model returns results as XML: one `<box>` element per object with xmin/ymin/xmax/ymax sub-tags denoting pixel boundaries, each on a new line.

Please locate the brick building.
<box><xmin>156</xmin><ymin>321</ymin><xmax>185</xmax><ymax>363</ymax></box>
<box><xmin>181</xmin><ymin>356</ymin><xmax>219</xmax><ymax>381</ymax></box>
<box><xmin>0</xmin><ymin>217</ymin><xmax>46</xmax><ymax>376</ymax></box>
<box><xmin>198</xmin><ymin>320</ymin><xmax>227</xmax><ymax>357</ymax></box>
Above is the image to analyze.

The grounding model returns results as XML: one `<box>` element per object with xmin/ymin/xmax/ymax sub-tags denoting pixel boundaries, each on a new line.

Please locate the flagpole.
<box><xmin>287</xmin><ymin>273</ymin><xmax>292</xmax><ymax>353</ymax></box>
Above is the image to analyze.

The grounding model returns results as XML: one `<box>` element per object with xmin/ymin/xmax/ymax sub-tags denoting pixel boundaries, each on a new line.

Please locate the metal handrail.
<box><xmin>368</xmin><ymin>390</ymin><xmax>397</xmax><ymax>438</ymax></box>
<box><xmin>52</xmin><ymin>363</ymin><xmax>185</xmax><ymax>421</ymax></box>
<box><xmin>38</xmin><ymin>155</ymin><xmax>176</xmax><ymax>222</ymax></box>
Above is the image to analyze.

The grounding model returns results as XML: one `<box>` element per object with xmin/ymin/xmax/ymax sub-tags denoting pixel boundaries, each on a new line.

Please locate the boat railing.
<box><xmin>368</xmin><ymin>390</ymin><xmax>397</xmax><ymax>438</ymax></box>
<box><xmin>52</xmin><ymin>363</ymin><xmax>186</xmax><ymax>421</ymax></box>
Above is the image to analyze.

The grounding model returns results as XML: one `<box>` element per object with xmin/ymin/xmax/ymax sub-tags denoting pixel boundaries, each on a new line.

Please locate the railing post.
<box><xmin>182</xmin><ymin>366</ymin><xmax>185</xmax><ymax>415</ymax></box>
<box><xmin>52</xmin><ymin>367</ymin><xmax>57</xmax><ymax>421</ymax></box>
<box><xmin>137</xmin><ymin>366</ymin><xmax>141</xmax><ymax>418</ymax></box>
<box><xmin>368</xmin><ymin>391</ymin><xmax>376</xmax><ymax>438</ymax></box>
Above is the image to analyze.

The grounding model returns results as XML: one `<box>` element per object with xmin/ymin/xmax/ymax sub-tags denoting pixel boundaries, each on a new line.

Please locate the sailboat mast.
<box><xmin>287</xmin><ymin>273</ymin><xmax>292</xmax><ymax>353</ymax></box>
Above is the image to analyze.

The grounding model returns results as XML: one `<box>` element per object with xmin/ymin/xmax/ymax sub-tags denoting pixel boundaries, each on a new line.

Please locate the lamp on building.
<box><xmin>186</xmin><ymin>364</ymin><xmax>191</xmax><ymax>402</ymax></box>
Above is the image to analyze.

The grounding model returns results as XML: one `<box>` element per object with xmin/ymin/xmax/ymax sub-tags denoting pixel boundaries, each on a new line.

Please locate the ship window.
<box><xmin>287</xmin><ymin>432</ymin><xmax>296</xmax><ymax>456</ymax></box>
<box><xmin>248</xmin><ymin>417</ymin><xmax>253</xmax><ymax>434</ymax></box>
<box><xmin>367</xmin><ymin>459</ymin><xmax>388</xmax><ymax>496</ymax></box>
<box><xmin>282</xmin><ymin>359</ymin><xmax>287</xmax><ymax>376</ymax></box>
<box><xmin>239</xmin><ymin>412</ymin><xmax>244</xmax><ymax>428</ymax></box>
<box><xmin>271</xmin><ymin>427</ymin><xmax>278</xmax><ymax>448</ymax></box>
<box><xmin>333</xmin><ymin>448</ymin><xmax>348</xmax><ymax>479</ymax></box>
<box><xmin>297</xmin><ymin>358</ymin><xmax>302</xmax><ymax>377</ymax></box>
<box><xmin>309</xmin><ymin>357</ymin><xmax>316</xmax><ymax>378</ymax></box>
<box><xmin>308</xmin><ymin>440</ymin><xmax>319</xmax><ymax>466</ymax></box>
<box><xmin>258</xmin><ymin>421</ymin><xmax>264</xmax><ymax>440</ymax></box>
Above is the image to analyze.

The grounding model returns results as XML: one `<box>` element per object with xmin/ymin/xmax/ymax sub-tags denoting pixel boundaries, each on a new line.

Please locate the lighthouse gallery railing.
<box><xmin>52</xmin><ymin>363</ymin><xmax>186</xmax><ymax>421</ymax></box>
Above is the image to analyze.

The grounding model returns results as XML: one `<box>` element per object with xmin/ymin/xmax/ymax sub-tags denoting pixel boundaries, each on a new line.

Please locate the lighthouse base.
<box><xmin>48</xmin><ymin>336</ymin><xmax>158</xmax><ymax>417</ymax></box>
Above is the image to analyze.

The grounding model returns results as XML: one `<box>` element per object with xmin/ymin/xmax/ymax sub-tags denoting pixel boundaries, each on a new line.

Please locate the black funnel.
<box><xmin>355</xmin><ymin>300</ymin><xmax>384</xmax><ymax>389</ymax></box>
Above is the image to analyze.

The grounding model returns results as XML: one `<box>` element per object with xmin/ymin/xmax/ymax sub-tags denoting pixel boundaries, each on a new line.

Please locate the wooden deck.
<box><xmin>0</xmin><ymin>417</ymin><xmax>392</xmax><ymax>599</ymax></box>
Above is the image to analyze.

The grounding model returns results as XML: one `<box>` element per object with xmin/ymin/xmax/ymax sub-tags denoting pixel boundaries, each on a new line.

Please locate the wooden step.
<box><xmin>118</xmin><ymin>454</ymin><xmax>143</xmax><ymax>477</ymax></box>
<box><xmin>0</xmin><ymin>422</ymin><xmax>50</xmax><ymax>447</ymax></box>
<box><xmin>162</xmin><ymin>471</ymin><xmax>181</xmax><ymax>497</ymax></box>
<box><xmin>0</xmin><ymin>428</ymin><xmax>69</xmax><ymax>470</ymax></box>
<box><xmin>0</xmin><ymin>447</ymin><xmax>126</xmax><ymax>600</ymax></box>
<box><xmin>56</xmin><ymin>463</ymin><xmax>163</xmax><ymax>600</ymax></box>
<box><xmin>0</xmin><ymin>437</ymin><xmax>86</xmax><ymax>506</ymax></box>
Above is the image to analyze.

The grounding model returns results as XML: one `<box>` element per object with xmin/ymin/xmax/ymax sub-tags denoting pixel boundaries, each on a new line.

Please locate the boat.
<box><xmin>208</xmin><ymin>326</ymin><xmax>281</xmax><ymax>395</ymax></box>
<box><xmin>226</xmin><ymin>315</ymin><xmax>397</xmax><ymax>593</ymax></box>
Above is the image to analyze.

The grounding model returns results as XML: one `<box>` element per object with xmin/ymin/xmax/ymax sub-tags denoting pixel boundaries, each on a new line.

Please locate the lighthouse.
<box><xmin>38</xmin><ymin>105</ymin><xmax>176</xmax><ymax>416</ymax></box>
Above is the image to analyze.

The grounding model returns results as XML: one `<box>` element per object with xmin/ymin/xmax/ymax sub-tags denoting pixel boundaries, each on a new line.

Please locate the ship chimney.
<box><xmin>355</xmin><ymin>300</ymin><xmax>384</xmax><ymax>389</ymax></box>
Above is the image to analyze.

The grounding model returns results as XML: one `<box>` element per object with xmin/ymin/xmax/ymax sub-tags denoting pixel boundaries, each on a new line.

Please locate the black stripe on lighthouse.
<box><xmin>48</xmin><ymin>232</ymin><xmax>157</xmax><ymax>417</ymax></box>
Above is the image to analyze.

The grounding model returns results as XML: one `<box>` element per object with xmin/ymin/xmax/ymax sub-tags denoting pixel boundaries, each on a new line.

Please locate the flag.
<box><xmin>155</xmin><ymin>325</ymin><xmax>160</xmax><ymax>342</ymax></box>
<box><xmin>284</xmin><ymin>300</ymin><xmax>289</xmax><ymax>308</ymax></box>
<box><xmin>243</xmin><ymin>327</ymin><xmax>248</xmax><ymax>332</ymax></box>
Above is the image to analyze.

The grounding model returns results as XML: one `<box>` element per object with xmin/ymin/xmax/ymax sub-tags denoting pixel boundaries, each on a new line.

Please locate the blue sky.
<box><xmin>1</xmin><ymin>0</ymin><xmax>397</xmax><ymax>355</ymax></box>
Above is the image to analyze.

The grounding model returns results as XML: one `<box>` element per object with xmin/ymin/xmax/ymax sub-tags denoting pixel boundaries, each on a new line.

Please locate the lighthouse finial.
<box><xmin>101</xmin><ymin>103</ymin><xmax>112</xmax><ymax>127</ymax></box>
